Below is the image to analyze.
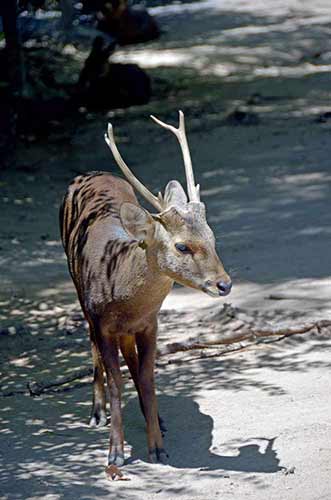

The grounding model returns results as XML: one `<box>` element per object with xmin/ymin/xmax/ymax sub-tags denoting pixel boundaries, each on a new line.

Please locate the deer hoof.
<box><xmin>108</xmin><ymin>449</ymin><xmax>125</xmax><ymax>467</ymax></box>
<box><xmin>89</xmin><ymin>410</ymin><xmax>107</xmax><ymax>428</ymax></box>
<box><xmin>149</xmin><ymin>448</ymin><xmax>169</xmax><ymax>465</ymax></box>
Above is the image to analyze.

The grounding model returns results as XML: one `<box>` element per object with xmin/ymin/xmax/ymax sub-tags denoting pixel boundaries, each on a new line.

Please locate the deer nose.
<box><xmin>216</xmin><ymin>280</ymin><xmax>232</xmax><ymax>296</ymax></box>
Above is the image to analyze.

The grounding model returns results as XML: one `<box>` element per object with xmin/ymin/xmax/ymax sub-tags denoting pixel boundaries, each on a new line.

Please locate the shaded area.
<box><xmin>126</xmin><ymin>395</ymin><xmax>283</xmax><ymax>472</ymax></box>
<box><xmin>1</xmin><ymin>1</ymin><xmax>331</xmax><ymax>295</ymax></box>
<box><xmin>1</xmin><ymin>1</ymin><xmax>331</xmax><ymax>499</ymax></box>
<box><xmin>0</xmin><ymin>0</ymin><xmax>160</xmax><ymax>162</ymax></box>
<box><xmin>1</xmin><ymin>311</ymin><xmax>330</xmax><ymax>497</ymax></box>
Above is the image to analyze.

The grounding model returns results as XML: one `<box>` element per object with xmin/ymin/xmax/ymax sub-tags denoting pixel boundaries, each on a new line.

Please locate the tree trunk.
<box><xmin>0</xmin><ymin>0</ymin><xmax>23</xmax><ymax>166</ymax></box>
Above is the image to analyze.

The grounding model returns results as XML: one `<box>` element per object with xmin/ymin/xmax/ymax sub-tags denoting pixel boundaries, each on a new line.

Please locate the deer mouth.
<box><xmin>202</xmin><ymin>280</ymin><xmax>232</xmax><ymax>298</ymax></box>
<box><xmin>201</xmin><ymin>284</ymin><xmax>221</xmax><ymax>298</ymax></box>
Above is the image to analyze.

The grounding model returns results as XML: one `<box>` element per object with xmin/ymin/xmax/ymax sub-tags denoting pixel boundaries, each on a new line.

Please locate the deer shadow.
<box><xmin>124</xmin><ymin>394</ymin><xmax>283</xmax><ymax>473</ymax></box>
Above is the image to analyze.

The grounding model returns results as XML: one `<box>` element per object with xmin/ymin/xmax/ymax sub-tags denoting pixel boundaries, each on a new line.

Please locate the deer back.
<box><xmin>60</xmin><ymin>171</ymin><xmax>158</xmax><ymax>317</ymax></box>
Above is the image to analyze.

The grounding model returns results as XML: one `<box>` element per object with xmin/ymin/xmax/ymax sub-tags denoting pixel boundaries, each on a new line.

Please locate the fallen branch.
<box><xmin>1</xmin><ymin>387</ymin><xmax>26</xmax><ymax>398</ymax></box>
<box><xmin>165</xmin><ymin>342</ymin><xmax>252</xmax><ymax>364</ymax></box>
<box><xmin>1</xmin><ymin>368</ymin><xmax>93</xmax><ymax>398</ymax></box>
<box><xmin>158</xmin><ymin>319</ymin><xmax>331</xmax><ymax>357</ymax></box>
<box><xmin>2</xmin><ymin>304</ymin><xmax>331</xmax><ymax>398</ymax></box>
<box><xmin>2</xmin><ymin>365</ymin><xmax>131</xmax><ymax>398</ymax></box>
<box><xmin>266</xmin><ymin>294</ymin><xmax>326</xmax><ymax>301</ymax></box>
<box><xmin>26</xmin><ymin>367</ymin><xmax>93</xmax><ymax>396</ymax></box>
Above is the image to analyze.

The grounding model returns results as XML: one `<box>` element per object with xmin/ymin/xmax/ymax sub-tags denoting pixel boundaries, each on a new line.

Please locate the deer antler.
<box><xmin>105</xmin><ymin>123</ymin><xmax>163</xmax><ymax>212</ymax></box>
<box><xmin>150</xmin><ymin>110</ymin><xmax>200</xmax><ymax>203</ymax></box>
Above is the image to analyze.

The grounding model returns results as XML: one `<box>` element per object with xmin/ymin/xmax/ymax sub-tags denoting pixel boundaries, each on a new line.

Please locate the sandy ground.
<box><xmin>1</xmin><ymin>0</ymin><xmax>331</xmax><ymax>498</ymax></box>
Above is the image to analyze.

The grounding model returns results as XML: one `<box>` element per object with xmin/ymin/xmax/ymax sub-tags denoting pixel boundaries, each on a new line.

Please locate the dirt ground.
<box><xmin>1</xmin><ymin>0</ymin><xmax>331</xmax><ymax>499</ymax></box>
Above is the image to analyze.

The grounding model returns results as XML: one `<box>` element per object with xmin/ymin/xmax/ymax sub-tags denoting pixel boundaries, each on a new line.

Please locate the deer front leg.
<box><xmin>136</xmin><ymin>324</ymin><xmax>168</xmax><ymax>464</ymax></box>
<box><xmin>97</xmin><ymin>332</ymin><xmax>125</xmax><ymax>466</ymax></box>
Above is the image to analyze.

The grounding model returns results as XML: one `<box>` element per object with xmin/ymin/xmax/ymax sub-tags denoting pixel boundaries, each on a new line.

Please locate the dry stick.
<box><xmin>27</xmin><ymin>367</ymin><xmax>93</xmax><ymax>396</ymax></box>
<box><xmin>162</xmin><ymin>342</ymin><xmax>253</xmax><ymax>365</ymax></box>
<box><xmin>0</xmin><ymin>368</ymin><xmax>93</xmax><ymax>397</ymax></box>
<box><xmin>2</xmin><ymin>364</ymin><xmax>130</xmax><ymax>398</ymax></box>
<box><xmin>158</xmin><ymin>319</ymin><xmax>331</xmax><ymax>356</ymax></box>
<box><xmin>267</xmin><ymin>294</ymin><xmax>327</xmax><ymax>301</ymax></box>
<box><xmin>26</xmin><ymin>366</ymin><xmax>132</xmax><ymax>397</ymax></box>
<box><xmin>187</xmin><ymin>330</ymin><xmax>312</xmax><ymax>363</ymax></box>
<box><xmin>182</xmin><ymin>334</ymin><xmax>296</xmax><ymax>363</ymax></box>
<box><xmin>184</xmin><ymin>343</ymin><xmax>254</xmax><ymax>363</ymax></box>
<box><xmin>3</xmin><ymin>319</ymin><xmax>330</xmax><ymax>398</ymax></box>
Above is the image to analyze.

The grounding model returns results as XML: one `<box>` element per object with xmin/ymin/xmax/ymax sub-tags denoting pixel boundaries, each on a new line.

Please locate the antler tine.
<box><xmin>150</xmin><ymin>110</ymin><xmax>200</xmax><ymax>202</ymax></box>
<box><xmin>105</xmin><ymin>123</ymin><xmax>163</xmax><ymax>212</ymax></box>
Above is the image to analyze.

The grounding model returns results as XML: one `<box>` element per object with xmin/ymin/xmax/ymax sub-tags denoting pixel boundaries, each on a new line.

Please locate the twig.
<box><xmin>27</xmin><ymin>367</ymin><xmax>93</xmax><ymax>396</ymax></box>
<box><xmin>1</xmin><ymin>387</ymin><xmax>27</xmax><ymax>398</ymax></box>
<box><xmin>2</xmin><ymin>365</ymin><xmax>131</xmax><ymax>398</ymax></box>
<box><xmin>183</xmin><ymin>343</ymin><xmax>253</xmax><ymax>363</ymax></box>
<box><xmin>2</xmin><ymin>304</ymin><xmax>331</xmax><ymax>398</ymax></box>
<box><xmin>266</xmin><ymin>294</ymin><xmax>326</xmax><ymax>301</ymax></box>
<box><xmin>1</xmin><ymin>368</ymin><xmax>93</xmax><ymax>398</ymax></box>
<box><xmin>158</xmin><ymin>320</ymin><xmax>331</xmax><ymax>357</ymax></box>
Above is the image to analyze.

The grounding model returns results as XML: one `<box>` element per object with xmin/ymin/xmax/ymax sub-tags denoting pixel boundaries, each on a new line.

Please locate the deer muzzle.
<box><xmin>202</xmin><ymin>276</ymin><xmax>232</xmax><ymax>298</ymax></box>
<box><xmin>216</xmin><ymin>280</ymin><xmax>232</xmax><ymax>296</ymax></box>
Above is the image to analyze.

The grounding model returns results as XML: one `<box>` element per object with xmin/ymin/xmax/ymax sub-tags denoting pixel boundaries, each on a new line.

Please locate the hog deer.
<box><xmin>96</xmin><ymin>0</ymin><xmax>160</xmax><ymax>45</ymax></box>
<box><xmin>59</xmin><ymin>111</ymin><xmax>232</xmax><ymax>466</ymax></box>
<box><xmin>76</xmin><ymin>36</ymin><xmax>151</xmax><ymax>111</ymax></box>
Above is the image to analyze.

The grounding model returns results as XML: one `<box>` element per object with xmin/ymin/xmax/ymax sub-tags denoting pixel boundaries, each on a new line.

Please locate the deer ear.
<box><xmin>164</xmin><ymin>180</ymin><xmax>187</xmax><ymax>208</ymax></box>
<box><xmin>120</xmin><ymin>203</ymin><xmax>155</xmax><ymax>242</ymax></box>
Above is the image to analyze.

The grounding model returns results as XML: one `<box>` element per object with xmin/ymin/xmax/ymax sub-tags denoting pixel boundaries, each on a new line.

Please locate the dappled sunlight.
<box><xmin>1</xmin><ymin>306</ymin><xmax>330</xmax><ymax>495</ymax></box>
<box><xmin>1</xmin><ymin>270</ymin><xmax>330</xmax><ymax>495</ymax></box>
<box><xmin>2</xmin><ymin>0</ymin><xmax>331</xmax><ymax>293</ymax></box>
<box><xmin>269</xmin><ymin>172</ymin><xmax>331</xmax><ymax>184</ymax></box>
<box><xmin>114</xmin><ymin>47</ymin><xmax>331</xmax><ymax>81</ymax></box>
<box><xmin>1</xmin><ymin>0</ymin><xmax>331</xmax><ymax>497</ymax></box>
<box><xmin>0</xmin><ymin>294</ymin><xmax>89</xmax><ymax>396</ymax></box>
<box><xmin>112</xmin><ymin>0</ymin><xmax>331</xmax><ymax>85</ymax></box>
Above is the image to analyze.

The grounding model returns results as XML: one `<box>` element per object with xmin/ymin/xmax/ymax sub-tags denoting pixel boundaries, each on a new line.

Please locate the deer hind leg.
<box><xmin>119</xmin><ymin>335</ymin><xmax>167</xmax><ymax>435</ymax></box>
<box><xmin>136</xmin><ymin>323</ymin><xmax>168</xmax><ymax>464</ymax></box>
<box><xmin>89</xmin><ymin>338</ymin><xmax>107</xmax><ymax>427</ymax></box>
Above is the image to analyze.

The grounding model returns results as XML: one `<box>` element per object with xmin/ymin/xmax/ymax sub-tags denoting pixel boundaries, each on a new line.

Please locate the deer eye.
<box><xmin>175</xmin><ymin>243</ymin><xmax>192</xmax><ymax>254</ymax></box>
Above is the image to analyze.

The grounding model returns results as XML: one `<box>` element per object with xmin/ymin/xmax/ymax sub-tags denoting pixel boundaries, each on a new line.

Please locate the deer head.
<box><xmin>105</xmin><ymin>111</ymin><xmax>232</xmax><ymax>297</ymax></box>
